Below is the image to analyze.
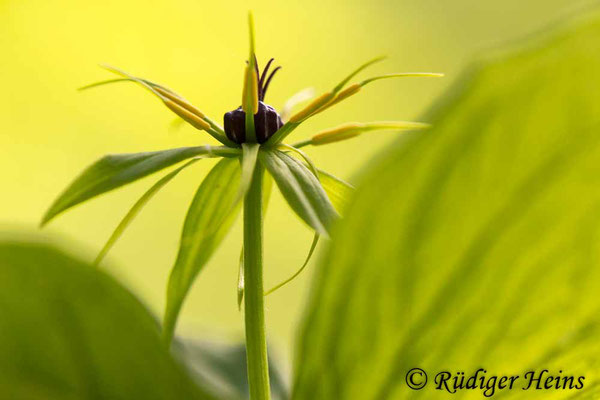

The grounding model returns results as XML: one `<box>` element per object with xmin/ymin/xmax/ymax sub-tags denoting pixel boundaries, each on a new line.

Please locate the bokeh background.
<box><xmin>1</xmin><ymin>0</ymin><xmax>596</xmax><ymax>368</ymax></box>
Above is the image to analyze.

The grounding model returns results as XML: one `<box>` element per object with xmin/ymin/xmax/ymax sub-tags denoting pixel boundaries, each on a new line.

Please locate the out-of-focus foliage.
<box><xmin>294</xmin><ymin>13</ymin><xmax>600</xmax><ymax>400</ymax></box>
<box><xmin>0</xmin><ymin>240</ymin><xmax>211</xmax><ymax>400</ymax></box>
<box><xmin>0</xmin><ymin>238</ymin><xmax>292</xmax><ymax>399</ymax></box>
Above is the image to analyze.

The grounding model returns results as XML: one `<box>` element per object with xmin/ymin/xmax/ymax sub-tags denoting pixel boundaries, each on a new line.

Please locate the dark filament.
<box><xmin>252</xmin><ymin>56</ymin><xmax>281</xmax><ymax>102</ymax></box>
<box><xmin>258</xmin><ymin>58</ymin><xmax>275</xmax><ymax>94</ymax></box>
<box><xmin>261</xmin><ymin>66</ymin><xmax>281</xmax><ymax>101</ymax></box>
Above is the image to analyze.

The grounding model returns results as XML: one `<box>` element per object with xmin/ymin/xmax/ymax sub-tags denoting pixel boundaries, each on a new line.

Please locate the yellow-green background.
<box><xmin>0</xmin><ymin>0</ymin><xmax>594</xmax><ymax>366</ymax></box>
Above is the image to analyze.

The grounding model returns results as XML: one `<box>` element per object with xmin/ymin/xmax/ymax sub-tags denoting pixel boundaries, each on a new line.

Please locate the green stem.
<box><xmin>243</xmin><ymin>162</ymin><xmax>271</xmax><ymax>400</ymax></box>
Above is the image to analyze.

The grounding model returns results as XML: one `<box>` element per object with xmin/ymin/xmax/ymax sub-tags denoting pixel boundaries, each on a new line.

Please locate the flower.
<box><xmin>41</xmin><ymin>12</ymin><xmax>441</xmax><ymax>345</ymax></box>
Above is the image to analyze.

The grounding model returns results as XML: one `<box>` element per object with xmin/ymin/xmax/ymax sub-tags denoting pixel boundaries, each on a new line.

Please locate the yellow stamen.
<box><xmin>251</xmin><ymin>68</ymin><xmax>259</xmax><ymax>113</ymax></box>
<box><xmin>312</xmin><ymin>130</ymin><xmax>361</xmax><ymax>145</ymax></box>
<box><xmin>289</xmin><ymin>92</ymin><xmax>336</xmax><ymax>123</ymax></box>
<box><xmin>315</xmin><ymin>83</ymin><xmax>362</xmax><ymax>115</ymax></box>
<box><xmin>311</xmin><ymin>123</ymin><xmax>362</xmax><ymax>145</ymax></box>
<box><xmin>242</xmin><ymin>65</ymin><xmax>259</xmax><ymax>114</ymax></box>
<box><xmin>311</xmin><ymin>121</ymin><xmax>429</xmax><ymax>145</ymax></box>
<box><xmin>153</xmin><ymin>86</ymin><xmax>207</xmax><ymax>119</ymax></box>
<box><xmin>164</xmin><ymin>100</ymin><xmax>211</xmax><ymax>131</ymax></box>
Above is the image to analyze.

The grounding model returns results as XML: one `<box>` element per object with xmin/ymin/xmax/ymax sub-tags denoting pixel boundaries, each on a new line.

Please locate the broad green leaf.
<box><xmin>262</xmin><ymin>146</ymin><xmax>322</xmax><ymax>295</ymax></box>
<box><xmin>178</xmin><ymin>340</ymin><xmax>289</xmax><ymax>400</ymax></box>
<box><xmin>315</xmin><ymin>168</ymin><xmax>354</xmax><ymax>214</ymax></box>
<box><xmin>259</xmin><ymin>150</ymin><xmax>338</xmax><ymax>236</ymax></box>
<box><xmin>163</xmin><ymin>158</ymin><xmax>241</xmax><ymax>345</ymax></box>
<box><xmin>263</xmin><ymin>147</ymin><xmax>323</xmax><ymax>294</ymax></box>
<box><xmin>277</xmin><ymin>144</ymin><xmax>319</xmax><ymax>179</ymax></box>
<box><xmin>42</xmin><ymin>146</ymin><xmax>239</xmax><ymax>226</ymax></box>
<box><xmin>0</xmin><ymin>239</ymin><xmax>212</xmax><ymax>400</ymax></box>
<box><xmin>281</xmin><ymin>144</ymin><xmax>354</xmax><ymax>213</ymax></box>
<box><xmin>94</xmin><ymin>158</ymin><xmax>202</xmax><ymax>266</ymax></box>
<box><xmin>294</xmin><ymin>13</ymin><xmax>600</xmax><ymax>400</ymax></box>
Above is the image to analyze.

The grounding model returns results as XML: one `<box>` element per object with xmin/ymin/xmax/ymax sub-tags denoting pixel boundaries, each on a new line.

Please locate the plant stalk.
<box><xmin>243</xmin><ymin>162</ymin><xmax>271</xmax><ymax>400</ymax></box>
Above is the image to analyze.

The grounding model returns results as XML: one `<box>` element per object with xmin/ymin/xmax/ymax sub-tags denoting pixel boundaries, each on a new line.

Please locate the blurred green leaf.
<box><xmin>94</xmin><ymin>158</ymin><xmax>202</xmax><ymax>265</ymax></box>
<box><xmin>178</xmin><ymin>340</ymin><xmax>288</xmax><ymax>400</ymax></box>
<box><xmin>259</xmin><ymin>150</ymin><xmax>338</xmax><ymax>236</ymax></box>
<box><xmin>163</xmin><ymin>158</ymin><xmax>242</xmax><ymax>345</ymax></box>
<box><xmin>0</xmin><ymin>240</ymin><xmax>213</xmax><ymax>400</ymax></box>
<box><xmin>294</xmin><ymin>13</ymin><xmax>600</xmax><ymax>400</ymax></box>
<box><xmin>42</xmin><ymin>146</ymin><xmax>239</xmax><ymax>226</ymax></box>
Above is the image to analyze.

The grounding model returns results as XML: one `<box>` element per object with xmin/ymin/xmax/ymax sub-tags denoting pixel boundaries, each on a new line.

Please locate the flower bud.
<box><xmin>224</xmin><ymin>101</ymin><xmax>283</xmax><ymax>144</ymax></box>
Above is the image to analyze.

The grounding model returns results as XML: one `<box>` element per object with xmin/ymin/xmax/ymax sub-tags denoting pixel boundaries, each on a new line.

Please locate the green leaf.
<box><xmin>259</xmin><ymin>149</ymin><xmax>338</xmax><ymax>237</ymax></box>
<box><xmin>163</xmin><ymin>158</ymin><xmax>242</xmax><ymax>345</ymax></box>
<box><xmin>178</xmin><ymin>340</ymin><xmax>289</xmax><ymax>400</ymax></box>
<box><xmin>278</xmin><ymin>144</ymin><xmax>354</xmax><ymax>213</ymax></box>
<box><xmin>294</xmin><ymin>14</ymin><xmax>600</xmax><ymax>400</ymax></box>
<box><xmin>94</xmin><ymin>158</ymin><xmax>202</xmax><ymax>266</ymax></box>
<box><xmin>42</xmin><ymin>146</ymin><xmax>239</xmax><ymax>226</ymax></box>
<box><xmin>0</xmin><ymin>239</ymin><xmax>213</xmax><ymax>400</ymax></box>
<box><xmin>277</xmin><ymin>144</ymin><xmax>319</xmax><ymax>179</ymax></box>
<box><xmin>315</xmin><ymin>168</ymin><xmax>354</xmax><ymax>214</ymax></box>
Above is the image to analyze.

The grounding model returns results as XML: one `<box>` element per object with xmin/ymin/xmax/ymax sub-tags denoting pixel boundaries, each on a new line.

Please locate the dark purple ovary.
<box><xmin>224</xmin><ymin>101</ymin><xmax>283</xmax><ymax>144</ymax></box>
